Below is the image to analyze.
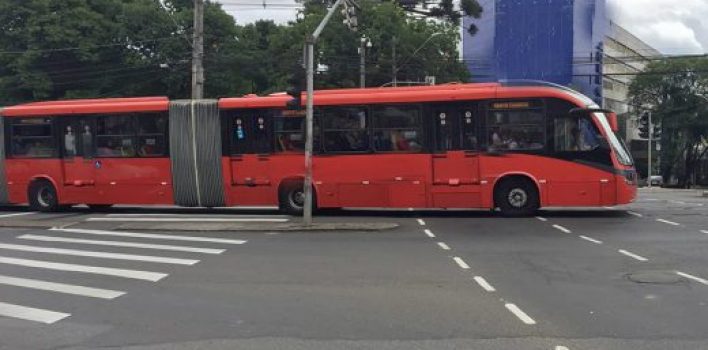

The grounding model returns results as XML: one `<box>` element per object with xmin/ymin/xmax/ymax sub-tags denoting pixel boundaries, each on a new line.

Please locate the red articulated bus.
<box><xmin>0</xmin><ymin>81</ymin><xmax>636</xmax><ymax>216</ymax></box>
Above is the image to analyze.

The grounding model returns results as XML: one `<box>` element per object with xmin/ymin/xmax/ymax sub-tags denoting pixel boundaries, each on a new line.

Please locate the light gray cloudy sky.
<box><xmin>224</xmin><ymin>0</ymin><xmax>708</xmax><ymax>55</ymax></box>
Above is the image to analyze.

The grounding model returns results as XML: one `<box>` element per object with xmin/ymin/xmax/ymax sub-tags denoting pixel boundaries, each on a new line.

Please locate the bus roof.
<box><xmin>1</xmin><ymin>96</ymin><xmax>169</xmax><ymax>117</ymax></box>
<box><xmin>219</xmin><ymin>82</ymin><xmax>590</xmax><ymax>109</ymax></box>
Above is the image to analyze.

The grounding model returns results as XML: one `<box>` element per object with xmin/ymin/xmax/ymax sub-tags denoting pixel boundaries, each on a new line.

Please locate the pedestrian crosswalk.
<box><xmin>0</xmin><ymin>227</ymin><xmax>247</xmax><ymax>325</ymax></box>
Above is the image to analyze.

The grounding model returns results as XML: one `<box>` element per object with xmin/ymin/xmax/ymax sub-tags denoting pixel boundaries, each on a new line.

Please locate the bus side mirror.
<box><xmin>607</xmin><ymin>112</ymin><xmax>619</xmax><ymax>133</ymax></box>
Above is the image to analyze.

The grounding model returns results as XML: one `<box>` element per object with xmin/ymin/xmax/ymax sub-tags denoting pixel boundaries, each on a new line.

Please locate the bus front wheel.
<box><xmin>494</xmin><ymin>177</ymin><xmax>539</xmax><ymax>217</ymax></box>
<box><xmin>28</xmin><ymin>180</ymin><xmax>60</xmax><ymax>212</ymax></box>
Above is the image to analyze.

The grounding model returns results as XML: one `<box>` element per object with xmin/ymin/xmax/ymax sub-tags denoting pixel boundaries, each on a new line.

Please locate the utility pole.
<box><xmin>360</xmin><ymin>38</ymin><xmax>366</xmax><ymax>88</ymax></box>
<box><xmin>392</xmin><ymin>36</ymin><xmax>397</xmax><ymax>87</ymax></box>
<box><xmin>191</xmin><ymin>0</ymin><xmax>205</xmax><ymax>99</ymax></box>
<box><xmin>647</xmin><ymin>111</ymin><xmax>653</xmax><ymax>188</ymax></box>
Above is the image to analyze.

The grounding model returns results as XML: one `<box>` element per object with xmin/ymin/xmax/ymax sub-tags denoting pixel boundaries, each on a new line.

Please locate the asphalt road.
<box><xmin>0</xmin><ymin>188</ymin><xmax>707</xmax><ymax>350</ymax></box>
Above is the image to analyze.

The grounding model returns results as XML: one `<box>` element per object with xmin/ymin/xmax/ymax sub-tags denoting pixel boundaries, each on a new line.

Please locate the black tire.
<box><xmin>88</xmin><ymin>204</ymin><xmax>113</xmax><ymax>211</ymax></box>
<box><xmin>494</xmin><ymin>178</ymin><xmax>539</xmax><ymax>217</ymax></box>
<box><xmin>28</xmin><ymin>180</ymin><xmax>60</xmax><ymax>212</ymax></box>
<box><xmin>278</xmin><ymin>182</ymin><xmax>316</xmax><ymax>216</ymax></box>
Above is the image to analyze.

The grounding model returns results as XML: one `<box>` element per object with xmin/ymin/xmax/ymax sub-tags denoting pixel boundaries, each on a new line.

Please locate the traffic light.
<box><xmin>652</xmin><ymin>123</ymin><xmax>661</xmax><ymax>140</ymax></box>
<box><xmin>342</xmin><ymin>3</ymin><xmax>358</xmax><ymax>32</ymax></box>
<box><xmin>638</xmin><ymin>112</ymin><xmax>650</xmax><ymax>139</ymax></box>
<box><xmin>285</xmin><ymin>65</ymin><xmax>305</xmax><ymax>110</ymax></box>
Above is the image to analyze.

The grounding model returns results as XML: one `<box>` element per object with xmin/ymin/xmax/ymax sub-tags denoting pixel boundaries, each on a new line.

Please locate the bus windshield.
<box><xmin>593</xmin><ymin>112</ymin><xmax>633</xmax><ymax>166</ymax></box>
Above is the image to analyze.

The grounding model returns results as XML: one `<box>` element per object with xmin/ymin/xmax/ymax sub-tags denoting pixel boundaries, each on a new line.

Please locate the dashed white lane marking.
<box><xmin>579</xmin><ymin>235</ymin><xmax>603</xmax><ymax>245</ymax></box>
<box><xmin>453</xmin><ymin>257</ymin><xmax>470</xmax><ymax>269</ymax></box>
<box><xmin>437</xmin><ymin>242</ymin><xmax>451</xmax><ymax>250</ymax></box>
<box><xmin>670</xmin><ymin>200</ymin><xmax>686</xmax><ymax>205</ymax></box>
<box><xmin>0</xmin><ymin>301</ymin><xmax>70</xmax><ymax>324</ymax></box>
<box><xmin>656</xmin><ymin>218</ymin><xmax>680</xmax><ymax>226</ymax></box>
<box><xmin>0</xmin><ymin>243</ymin><xmax>198</xmax><ymax>265</ymax></box>
<box><xmin>18</xmin><ymin>234</ymin><xmax>225</xmax><ymax>255</ymax></box>
<box><xmin>535</xmin><ymin>216</ymin><xmax>548</xmax><ymax>222</ymax></box>
<box><xmin>645</xmin><ymin>198</ymin><xmax>658</xmax><ymax>201</ymax></box>
<box><xmin>556</xmin><ymin>346</ymin><xmax>570</xmax><ymax>350</ymax></box>
<box><xmin>0</xmin><ymin>212</ymin><xmax>37</xmax><ymax>218</ymax></box>
<box><xmin>676</xmin><ymin>271</ymin><xmax>708</xmax><ymax>285</ymax></box>
<box><xmin>552</xmin><ymin>224</ymin><xmax>572</xmax><ymax>234</ymax></box>
<box><xmin>627</xmin><ymin>211</ymin><xmax>643</xmax><ymax>218</ymax></box>
<box><xmin>618</xmin><ymin>249</ymin><xmax>649</xmax><ymax>262</ymax></box>
<box><xmin>87</xmin><ymin>217</ymin><xmax>287</xmax><ymax>223</ymax></box>
<box><xmin>50</xmin><ymin>228</ymin><xmax>246</xmax><ymax>245</ymax></box>
<box><xmin>0</xmin><ymin>256</ymin><xmax>167</xmax><ymax>281</ymax></box>
<box><xmin>701</xmin><ymin>230</ymin><xmax>708</xmax><ymax>234</ymax></box>
<box><xmin>417</xmin><ymin>219</ymin><xmax>426</xmax><ymax>226</ymax></box>
<box><xmin>473</xmin><ymin>276</ymin><xmax>496</xmax><ymax>292</ymax></box>
<box><xmin>424</xmin><ymin>229</ymin><xmax>436</xmax><ymax>238</ymax></box>
<box><xmin>0</xmin><ymin>274</ymin><xmax>124</xmax><ymax>299</ymax></box>
<box><xmin>504</xmin><ymin>303</ymin><xmax>536</xmax><ymax>325</ymax></box>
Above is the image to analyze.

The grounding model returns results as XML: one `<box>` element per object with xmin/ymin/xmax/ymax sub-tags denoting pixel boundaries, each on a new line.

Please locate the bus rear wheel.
<box><xmin>494</xmin><ymin>177</ymin><xmax>539</xmax><ymax>217</ymax></box>
<box><xmin>28</xmin><ymin>180</ymin><xmax>59</xmax><ymax>212</ymax></box>
<box><xmin>279</xmin><ymin>182</ymin><xmax>316</xmax><ymax>216</ymax></box>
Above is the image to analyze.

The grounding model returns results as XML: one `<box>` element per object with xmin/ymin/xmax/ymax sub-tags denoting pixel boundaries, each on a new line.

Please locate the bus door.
<box><xmin>228</xmin><ymin>111</ymin><xmax>273</xmax><ymax>205</ymax></box>
<box><xmin>430</xmin><ymin>106</ymin><xmax>482</xmax><ymax>208</ymax></box>
<box><xmin>59</xmin><ymin>118</ymin><xmax>96</xmax><ymax>203</ymax></box>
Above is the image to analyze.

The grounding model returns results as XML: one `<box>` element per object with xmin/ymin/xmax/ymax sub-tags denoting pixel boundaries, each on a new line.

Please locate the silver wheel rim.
<box><xmin>37</xmin><ymin>187</ymin><xmax>52</xmax><ymax>208</ymax></box>
<box><xmin>508</xmin><ymin>188</ymin><xmax>528</xmax><ymax>208</ymax></box>
<box><xmin>289</xmin><ymin>189</ymin><xmax>305</xmax><ymax>209</ymax></box>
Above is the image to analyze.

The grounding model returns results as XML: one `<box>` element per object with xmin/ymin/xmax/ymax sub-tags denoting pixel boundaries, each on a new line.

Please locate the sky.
<box><xmin>223</xmin><ymin>0</ymin><xmax>708</xmax><ymax>55</ymax></box>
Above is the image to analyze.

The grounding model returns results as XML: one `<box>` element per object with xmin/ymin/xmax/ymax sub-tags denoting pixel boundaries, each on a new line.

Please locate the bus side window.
<box><xmin>80</xmin><ymin>119</ymin><xmax>95</xmax><ymax>158</ymax></box>
<box><xmin>10</xmin><ymin>118</ymin><xmax>56</xmax><ymax>158</ymax></box>
<box><xmin>95</xmin><ymin>115</ymin><xmax>135</xmax><ymax>157</ymax></box>
<box><xmin>63</xmin><ymin>122</ymin><xmax>77</xmax><ymax>158</ymax></box>
<box><xmin>461</xmin><ymin>109</ymin><xmax>478</xmax><ymax>150</ymax></box>
<box><xmin>253</xmin><ymin>114</ymin><xmax>272</xmax><ymax>154</ymax></box>
<box><xmin>372</xmin><ymin>105</ymin><xmax>423</xmax><ymax>153</ymax></box>
<box><xmin>137</xmin><ymin>114</ymin><xmax>168</xmax><ymax>157</ymax></box>
<box><xmin>231</xmin><ymin>115</ymin><xmax>250</xmax><ymax>154</ymax></box>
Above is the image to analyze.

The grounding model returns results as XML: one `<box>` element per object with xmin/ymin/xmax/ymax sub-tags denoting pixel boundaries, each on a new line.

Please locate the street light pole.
<box><xmin>359</xmin><ymin>36</ymin><xmax>371</xmax><ymax>88</ymax></box>
<box><xmin>647</xmin><ymin>111</ymin><xmax>653</xmax><ymax>188</ymax></box>
<box><xmin>191</xmin><ymin>0</ymin><xmax>204</xmax><ymax>99</ymax></box>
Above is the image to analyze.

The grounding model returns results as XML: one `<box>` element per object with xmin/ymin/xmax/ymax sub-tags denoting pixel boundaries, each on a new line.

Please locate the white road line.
<box><xmin>555</xmin><ymin>346</ymin><xmax>570</xmax><ymax>350</ymax></box>
<box><xmin>627</xmin><ymin>211</ymin><xmax>643</xmax><ymax>217</ymax></box>
<box><xmin>417</xmin><ymin>219</ymin><xmax>426</xmax><ymax>226</ymax></box>
<box><xmin>618</xmin><ymin>249</ymin><xmax>648</xmax><ymax>262</ymax></box>
<box><xmin>0</xmin><ymin>256</ymin><xmax>167</xmax><ymax>281</ymax></box>
<box><xmin>0</xmin><ymin>212</ymin><xmax>37</xmax><ymax>218</ymax></box>
<box><xmin>676</xmin><ymin>271</ymin><xmax>708</xmax><ymax>285</ymax></box>
<box><xmin>86</xmin><ymin>217</ymin><xmax>287</xmax><ymax>222</ymax></box>
<box><xmin>701</xmin><ymin>230</ymin><xmax>708</xmax><ymax>234</ymax></box>
<box><xmin>105</xmin><ymin>213</ymin><xmax>288</xmax><ymax>218</ymax></box>
<box><xmin>0</xmin><ymin>274</ymin><xmax>124</xmax><ymax>299</ymax></box>
<box><xmin>656</xmin><ymin>218</ymin><xmax>680</xmax><ymax>226</ymax></box>
<box><xmin>579</xmin><ymin>235</ymin><xmax>603</xmax><ymax>245</ymax></box>
<box><xmin>453</xmin><ymin>257</ymin><xmax>470</xmax><ymax>269</ymax></box>
<box><xmin>437</xmin><ymin>242</ymin><xmax>451</xmax><ymax>250</ymax></box>
<box><xmin>552</xmin><ymin>224</ymin><xmax>572</xmax><ymax>234</ymax></box>
<box><xmin>504</xmin><ymin>303</ymin><xmax>536</xmax><ymax>325</ymax></box>
<box><xmin>535</xmin><ymin>216</ymin><xmax>548</xmax><ymax>222</ymax></box>
<box><xmin>424</xmin><ymin>229</ymin><xmax>436</xmax><ymax>238</ymax></box>
<box><xmin>0</xmin><ymin>243</ymin><xmax>198</xmax><ymax>265</ymax></box>
<box><xmin>50</xmin><ymin>228</ymin><xmax>246</xmax><ymax>245</ymax></box>
<box><xmin>645</xmin><ymin>198</ymin><xmax>658</xmax><ymax>201</ymax></box>
<box><xmin>670</xmin><ymin>200</ymin><xmax>686</xmax><ymax>205</ymax></box>
<box><xmin>473</xmin><ymin>276</ymin><xmax>496</xmax><ymax>292</ymax></box>
<box><xmin>18</xmin><ymin>235</ymin><xmax>225</xmax><ymax>255</ymax></box>
<box><xmin>0</xmin><ymin>302</ymin><xmax>70</xmax><ymax>324</ymax></box>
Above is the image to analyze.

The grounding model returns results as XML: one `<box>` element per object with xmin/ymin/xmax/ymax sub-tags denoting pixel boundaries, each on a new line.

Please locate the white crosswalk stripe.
<box><xmin>50</xmin><ymin>227</ymin><xmax>246</xmax><ymax>245</ymax></box>
<box><xmin>0</xmin><ymin>274</ymin><xmax>124</xmax><ymax>299</ymax></box>
<box><xmin>18</xmin><ymin>234</ymin><xmax>225</xmax><ymax>254</ymax></box>
<box><xmin>0</xmin><ymin>243</ymin><xmax>199</xmax><ymax>265</ymax></box>
<box><xmin>0</xmin><ymin>301</ymin><xmax>70</xmax><ymax>324</ymax></box>
<box><xmin>0</xmin><ymin>255</ymin><xmax>168</xmax><ymax>281</ymax></box>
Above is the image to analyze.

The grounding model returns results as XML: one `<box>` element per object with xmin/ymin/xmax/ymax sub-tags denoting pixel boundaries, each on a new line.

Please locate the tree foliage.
<box><xmin>0</xmin><ymin>0</ymin><xmax>474</xmax><ymax>105</ymax></box>
<box><xmin>629</xmin><ymin>57</ymin><xmax>708</xmax><ymax>186</ymax></box>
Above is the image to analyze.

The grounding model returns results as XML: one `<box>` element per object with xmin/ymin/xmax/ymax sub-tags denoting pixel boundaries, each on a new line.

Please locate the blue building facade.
<box><xmin>463</xmin><ymin>0</ymin><xmax>606</xmax><ymax>105</ymax></box>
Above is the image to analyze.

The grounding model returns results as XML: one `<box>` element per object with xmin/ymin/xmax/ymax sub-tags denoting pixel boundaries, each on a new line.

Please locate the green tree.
<box><xmin>629</xmin><ymin>57</ymin><xmax>708</xmax><ymax>187</ymax></box>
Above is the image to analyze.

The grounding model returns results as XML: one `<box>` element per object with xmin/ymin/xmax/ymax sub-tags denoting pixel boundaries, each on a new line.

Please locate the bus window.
<box><xmin>372</xmin><ymin>105</ymin><xmax>423</xmax><ymax>152</ymax></box>
<box><xmin>63</xmin><ymin>123</ymin><xmax>77</xmax><ymax>158</ymax></box>
<box><xmin>273</xmin><ymin>113</ymin><xmax>319</xmax><ymax>153</ymax></box>
<box><xmin>487</xmin><ymin>106</ymin><xmax>545</xmax><ymax>152</ymax></box>
<box><xmin>231</xmin><ymin>115</ymin><xmax>250</xmax><ymax>154</ymax></box>
<box><xmin>96</xmin><ymin>115</ymin><xmax>135</xmax><ymax>157</ymax></box>
<box><xmin>80</xmin><ymin>119</ymin><xmax>95</xmax><ymax>158</ymax></box>
<box><xmin>554</xmin><ymin>117</ymin><xmax>602</xmax><ymax>152</ymax></box>
<box><xmin>461</xmin><ymin>109</ymin><xmax>479</xmax><ymax>150</ymax></box>
<box><xmin>323</xmin><ymin>107</ymin><xmax>369</xmax><ymax>153</ymax></box>
<box><xmin>10</xmin><ymin>118</ymin><xmax>56</xmax><ymax>158</ymax></box>
<box><xmin>137</xmin><ymin>114</ymin><xmax>168</xmax><ymax>157</ymax></box>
